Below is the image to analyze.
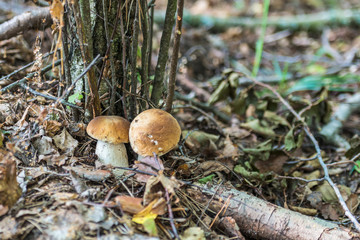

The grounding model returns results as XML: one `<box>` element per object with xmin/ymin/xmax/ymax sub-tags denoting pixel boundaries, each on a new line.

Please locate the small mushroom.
<box><xmin>86</xmin><ymin>116</ymin><xmax>130</xmax><ymax>169</ymax></box>
<box><xmin>129</xmin><ymin>109</ymin><xmax>181</xmax><ymax>157</ymax></box>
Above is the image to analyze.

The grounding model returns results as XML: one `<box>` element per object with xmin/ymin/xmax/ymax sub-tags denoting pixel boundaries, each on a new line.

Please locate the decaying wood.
<box><xmin>188</xmin><ymin>186</ymin><xmax>359</xmax><ymax>240</ymax></box>
<box><xmin>0</xmin><ymin>7</ymin><xmax>52</xmax><ymax>41</ymax></box>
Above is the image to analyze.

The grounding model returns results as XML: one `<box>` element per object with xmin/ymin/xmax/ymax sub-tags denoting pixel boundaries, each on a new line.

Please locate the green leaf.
<box><xmin>198</xmin><ymin>174</ymin><xmax>215</xmax><ymax>184</ymax></box>
<box><xmin>284</xmin><ymin>128</ymin><xmax>296</xmax><ymax>151</ymax></box>
<box><xmin>68</xmin><ymin>92</ymin><xmax>83</xmax><ymax>104</ymax></box>
<box><xmin>208</xmin><ymin>80</ymin><xmax>230</xmax><ymax>105</ymax></box>
<box><xmin>353</xmin><ymin>160</ymin><xmax>360</xmax><ymax>174</ymax></box>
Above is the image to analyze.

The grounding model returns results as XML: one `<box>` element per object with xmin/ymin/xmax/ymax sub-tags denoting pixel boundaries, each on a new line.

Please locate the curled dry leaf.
<box><xmin>131</xmin><ymin>156</ymin><xmax>164</xmax><ymax>183</ymax></box>
<box><xmin>43</xmin><ymin>120</ymin><xmax>62</xmax><ymax>137</ymax></box>
<box><xmin>53</xmin><ymin>128</ymin><xmax>78</xmax><ymax>155</ymax></box>
<box><xmin>0</xmin><ymin>152</ymin><xmax>21</xmax><ymax>216</ymax></box>
<box><xmin>143</xmin><ymin>172</ymin><xmax>181</xmax><ymax>212</ymax></box>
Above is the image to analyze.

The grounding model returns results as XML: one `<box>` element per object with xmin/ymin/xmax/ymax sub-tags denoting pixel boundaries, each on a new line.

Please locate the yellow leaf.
<box><xmin>132</xmin><ymin>200</ymin><xmax>158</xmax><ymax>224</ymax></box>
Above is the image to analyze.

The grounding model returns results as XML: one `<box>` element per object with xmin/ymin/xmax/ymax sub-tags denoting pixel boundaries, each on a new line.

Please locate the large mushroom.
<box><xmin>86</xmin><ymin>116</ymin><xmax>130</xmax><ymax>169</ymax></box>
<box><xmin>129</xmin><ymin>109</ymin><xmax>181</xmax><ymax>157</ymax></box>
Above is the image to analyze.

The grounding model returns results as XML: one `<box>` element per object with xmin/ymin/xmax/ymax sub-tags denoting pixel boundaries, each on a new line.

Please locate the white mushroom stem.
<box><xmin>95</xmin><ymin>141</ymin><xmax>128</xmax><ymax>169</ymax></box>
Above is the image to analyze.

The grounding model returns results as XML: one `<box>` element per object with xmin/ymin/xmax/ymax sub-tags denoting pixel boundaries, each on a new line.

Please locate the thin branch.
<box><xmin>165</xmin><ymin>189</ymin><xmax>180</xmax><ymax>240</ymax></box>
<box><xmin>151</xmin><ymin>0</ymin><xmax>177</xmax><ymax>106</ymax></box>
<box><xmin>129</xmin><ymin>1</ymin><xmax>140</xmax><ymax>120</ymax></box>
<box><xmin>1</xmin><ymin>59</ymin><xmax>61</xmax><ymax>93</ymax></box>
<box><xmin>19</xmin><ymin>83</ymin><xmax>82</xmax><ymax>110</ymax></box>
<box><xmin>165</xmin><ymin>0</ymin><xmax>184</xmax><ymax>113</ymax></box>
<box><xmin>0</xmin><ymin>50</ymin><xmax>56</xmax><ymax>83</ymax></box>
<box><xmin>119</xmin><ymin>4</ymin><xmax>128</xmax><ymax>119</ymax></box>
<box><xmin>140</xmin><ymin>0</ymin><xmax>150</xmax><ymax>110</ymax></box>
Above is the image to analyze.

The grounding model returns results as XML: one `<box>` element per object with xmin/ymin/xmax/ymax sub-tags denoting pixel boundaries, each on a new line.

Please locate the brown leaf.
<box><xmin>222</xmin><ymin>135</ymin><xmax>239</xmax><ymax>158</ymax></box>
<box><xmin>0</xmin><ymin>153</ymin><xmax>21</xmax><ymax>216</ymax></box>
<box><xmin>115</xmin><ymin>196</ymin><xmax>144</xmax><ymax>214</ymax></box>
<box><xmin>320</xmin><ymin>203</ymin><xmax>339</xmax><ymax>220</ymax></box>
<box><xmin>195</xmin><ymin>161</ymin><xmax>230</xmax><ymax>176</ymax></box>
<box><xmin>131</xmin><ymin>156</ymin><xmax>164</xmax><ymax>183</ymax></box>
<box><xmin>43</xmin><ymin>120</ymin><xmax>62</xmax><ymax>137</ymax></box>
<box><xmin>254</xmin><ymin>153</ymin><xmax>288</xmax><ymax>174</ymax></box>
<box><xmin>143</xmin><ymin>172</ymin><xmax>181</xmax><ymax>206</ymax></box>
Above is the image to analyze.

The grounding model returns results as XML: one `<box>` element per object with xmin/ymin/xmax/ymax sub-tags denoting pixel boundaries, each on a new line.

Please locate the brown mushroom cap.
<box><xmin>129</xmin><ymin>109</ymin><xmax>181</xmax><ymax>156</ymax></box>
<box><xmin>86</xmin><ymin>116</ymin><xmax>130</xmax><ymax>144</ymax></box>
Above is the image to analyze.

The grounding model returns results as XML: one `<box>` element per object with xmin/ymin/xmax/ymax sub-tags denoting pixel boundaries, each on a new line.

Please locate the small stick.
<box><xmin>165</xmin><ymin>0</ymin><xmax>184</xmax><ymax>113</ymax></box>
<box><xmin>53</xmin><ymin>54</ymin><xmax>102</xmax><ymax>108</ymax></box>
<box><xmin>20</xmin><ymin>83</ymin><xmax>82</xmax><ymax>110</ymax></box>
<box><xmin>0</xmin><ymin>50</ymin><xmax>56</xmax><ymax>83</ymax></box>
<box><xmin>1</xmin><ymin>59</ymin><xmax>61</xmax><ymax>93</ymax></box>
<box><xmin>165</xmin><ymin>189</ymin><xmax>180</xmax><ymax>240</ymax></box>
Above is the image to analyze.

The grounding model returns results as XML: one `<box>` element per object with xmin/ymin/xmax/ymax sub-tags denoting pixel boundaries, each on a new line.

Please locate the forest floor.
<box><xmin>1</xmin><ymin>0</ymin><xmax>360</xmax><ymax>239</ymax></box>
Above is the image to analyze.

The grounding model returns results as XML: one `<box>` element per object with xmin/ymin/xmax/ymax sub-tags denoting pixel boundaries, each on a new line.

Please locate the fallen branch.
<box><xmin>187</xmin><ymin>186</ymin><xmax>359</xmax><ymax>240</ymax></box>
<box><xmin>320</xmin><ymin>92</ymin><xmax>360</xmax><ymax>149</ymax></box>
<box><xmin>155</xmin><ymin>9</ymin><xmax>360</xmax><ymax>32</ymax></box>
<box><xmin>0</xmin><ymin>7</ymin><xmax>52</xmax><ymax>41</ymax></box>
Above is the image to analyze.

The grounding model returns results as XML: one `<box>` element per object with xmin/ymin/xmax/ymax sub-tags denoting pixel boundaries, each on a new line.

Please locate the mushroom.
<box><xmin>129</xmin><ymin>109</ymin><xmax>181</xmax><ymax>157</ymax></box>
<box><xmin>86</xmin><ymin>116</ymin><xmax>130</xmax><ymax>169</ymax></box>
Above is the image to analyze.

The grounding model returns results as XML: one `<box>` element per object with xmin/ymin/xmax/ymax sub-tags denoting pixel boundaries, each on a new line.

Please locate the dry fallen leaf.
<box><xmin>131</xmin><ymin>156</ymin><xmax>164</xmax><ymax>183</ymax></box>
<box><xmin>143</xmin><ymin>172</ymin><xmax>181</xmax><ymax>207</ymax></box>
<box><xmin>115</xmin><ymin>196</ymin><xmax>144</xmax><ymax>214</ymax></box>
<box><xmin>0</xmin><ymin>152</ymin><xmax>21</xmax><ymax>216</ymax></box>
<box><xmin>53</xmin><ymin>128</ymin><xmax>78</xmax><ymax>155</ymax></box>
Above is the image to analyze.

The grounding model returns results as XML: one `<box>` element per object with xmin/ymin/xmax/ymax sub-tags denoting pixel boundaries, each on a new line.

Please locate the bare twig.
<box><xmin>140</xmin><ymin>0</ymin><xmax>150</xmax><ymax>110</ymax></box>
<box><xmin>165</xmin><ymin>0</ymin><xmax>184</xmax><ymax>113</ymax></box>
<box><xmin>0</xmin><ymin>50</ymin><xmax>56</xmax><ymax>84</ymax></box>
<box><xmin>19</xmin><ymin>83</ymin><xmax>82</xmax><ymax>110</ymax></box>
<box><xmin>1</xmin><ymin>59</ymin><xmax>61</xmax><ymax>93</ymax></box>
<box><xmin>53</xmin><ymin>54</ymin><xmax>102</xmax><ymax>108</ymax></box>
<box><xmin>119</xmin><ymin>4</ymin><xmax>128</xmax><ymax>119</ymax></box>
<box><xmin>165</xmin><ymin>189</ymin><xmax>180</xmax><ymax>240</ymax></box>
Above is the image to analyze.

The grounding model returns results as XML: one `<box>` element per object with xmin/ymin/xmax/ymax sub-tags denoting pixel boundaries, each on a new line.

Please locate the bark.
<box><xmin>187</xmin><ymin>187</ymin><xmax>359</xmax><ymax>240</ymax></box>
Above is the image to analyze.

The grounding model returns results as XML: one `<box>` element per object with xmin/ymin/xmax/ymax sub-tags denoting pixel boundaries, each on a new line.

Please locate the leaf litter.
<box><xmin>1</xmin><ymin>0</ymin><xmax>360</xmax><ymax>239</ymax></box>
